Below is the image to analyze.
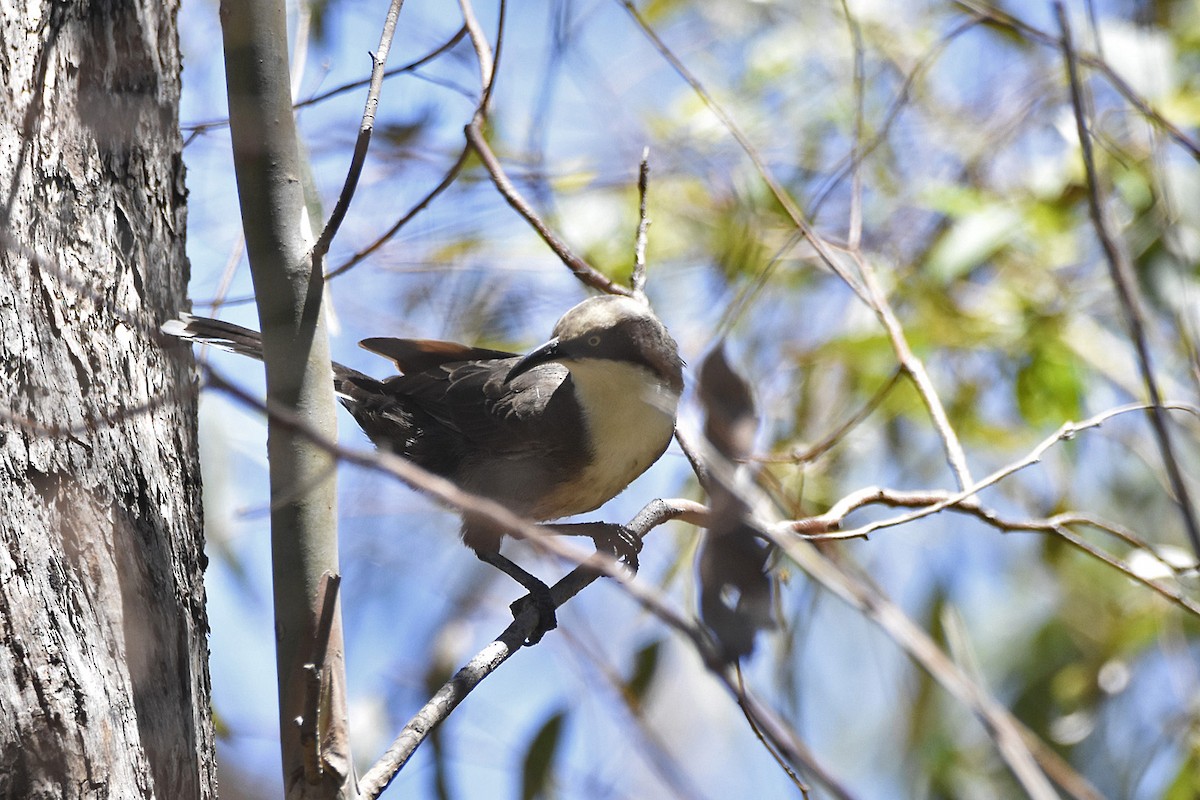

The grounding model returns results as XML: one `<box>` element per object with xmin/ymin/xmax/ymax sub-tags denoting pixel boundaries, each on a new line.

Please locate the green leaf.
<box><xmin>521</xmin><ymin>710</ymin><xmax>567</xmax><ymax>800</ymax></box>
<box><xmin>624</xmin><ymin>640</ymin><xmax>662</xmax><ymax>709</ymax></box>
<box><xmin>1014</xmin><ymin>339</ymin><xmax>1083</xmax><ymax>427</ymax></box>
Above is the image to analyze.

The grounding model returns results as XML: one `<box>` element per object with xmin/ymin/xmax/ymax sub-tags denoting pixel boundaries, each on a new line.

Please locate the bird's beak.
<box><xmin>506</xmin><ymin>337</ymin><xmax>562</xmax><ymax>382</ymax></box>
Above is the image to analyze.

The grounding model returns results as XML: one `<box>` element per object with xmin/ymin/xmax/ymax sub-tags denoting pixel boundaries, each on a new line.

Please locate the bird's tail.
<box><xmin>162</xmin><ymin>313</ymin><xmax>269</xmax><ymax>361</ymax></box>
<box><xmin>161</xmin><ymin>313</ymin><xmax>375</xmax><ymax>389</ymax></box>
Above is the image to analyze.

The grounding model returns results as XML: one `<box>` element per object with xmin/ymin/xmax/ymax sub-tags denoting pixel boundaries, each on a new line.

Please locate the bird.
<box><xmin>163</xmin><ymin>294</ymin><xmax>684</xmax><ymax>643</ymax></box>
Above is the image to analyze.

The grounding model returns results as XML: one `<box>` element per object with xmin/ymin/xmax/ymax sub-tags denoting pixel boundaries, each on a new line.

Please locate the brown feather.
<box><xmin>359</xmin><ymin>337</ymin><xmax>516</xmax><ymax>373</ymax></box>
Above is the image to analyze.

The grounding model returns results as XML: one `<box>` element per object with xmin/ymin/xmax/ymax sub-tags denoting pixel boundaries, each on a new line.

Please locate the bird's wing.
<box><xmin>380</xmin><ymin>359</ymin><xmax>581</xmax><ymax>456</ymax></box>
<box><xmin>359</xmin><ymin>337</ymin><xmax>516</xmax><ymax>374</ymax></box>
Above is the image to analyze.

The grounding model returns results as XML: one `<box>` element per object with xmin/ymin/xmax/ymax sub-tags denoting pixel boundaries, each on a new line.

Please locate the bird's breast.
<box><xmin>535</xmin><ymin>358</ymin><xmax>679</xmax><ymax>519</ymax></box>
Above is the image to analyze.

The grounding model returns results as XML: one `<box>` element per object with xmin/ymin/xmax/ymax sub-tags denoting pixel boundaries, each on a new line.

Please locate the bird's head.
<box><xmin>506</xmin><ymin>295</ymin><xmax>683</xmax><ymax>392</ymax></box>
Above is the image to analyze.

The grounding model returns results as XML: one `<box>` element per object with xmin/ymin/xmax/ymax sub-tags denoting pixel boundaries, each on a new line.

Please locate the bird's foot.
<box><xmin>510</xmin><ymin>584</ymin><xmax>557</xmax><ymax>645</ymax></box>
<box><xmin>590</xmin><ymin>523</ymin><xmax>642</xmax><ymax>574</ymax></box>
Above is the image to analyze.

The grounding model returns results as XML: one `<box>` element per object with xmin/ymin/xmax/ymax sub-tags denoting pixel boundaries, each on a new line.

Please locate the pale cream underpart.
<box><xmin>535</xmin><ymin>357</ymin><xmax>680</xmax><ymax>519</ymax></box>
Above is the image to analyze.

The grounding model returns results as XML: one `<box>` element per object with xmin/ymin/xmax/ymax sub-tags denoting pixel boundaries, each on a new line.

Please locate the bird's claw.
<box><xmin>593</xmin><ymin>524</ymin><xmax>642</xmax><ymax>574</ymax></box>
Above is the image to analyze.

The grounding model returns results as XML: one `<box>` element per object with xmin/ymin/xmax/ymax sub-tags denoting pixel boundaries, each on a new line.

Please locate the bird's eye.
<box><xmin>588</xmin><ymin>335</ymin><xmax>601</xmax><ymax>347</ymax></box>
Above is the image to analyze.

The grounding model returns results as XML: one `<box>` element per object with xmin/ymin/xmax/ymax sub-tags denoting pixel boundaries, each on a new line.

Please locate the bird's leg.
<box><xmin>474</xmin><ymin>548</ymin><xmax>557</xmax><ymax>645</ymax></box>
<box><xmin>542</xmin><ymin>521</ymin><xmax>642</xmax><ymax>574</ymax></box>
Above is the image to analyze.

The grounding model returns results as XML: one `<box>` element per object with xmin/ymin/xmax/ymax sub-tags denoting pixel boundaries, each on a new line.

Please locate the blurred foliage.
<box><xmin>520</xmin><ymin>711</ymin><xmax>565</xmax><ymax>800</ymax></box>
<box><xmin>185</xmin><ymin>0</ymin><xmax>1200</xmax><ymax>797</ymax></box>
<box><xmin>623</xmin><ymin>639</ymin><xmax>663</xmax><ymax>712</ymax></box>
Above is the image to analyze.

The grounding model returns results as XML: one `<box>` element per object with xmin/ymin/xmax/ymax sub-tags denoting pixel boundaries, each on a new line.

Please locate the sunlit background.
<box><xmin>178</xmin><ymin>0</ymin><xmax>1200</xmax><ymax>797</ymax></box>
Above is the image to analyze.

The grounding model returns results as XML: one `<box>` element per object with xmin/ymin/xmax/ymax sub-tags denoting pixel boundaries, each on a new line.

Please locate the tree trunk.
<box><xmin>0</xmin><ymin>1</ymin><xmax>215</xmax><ymax>798</ymax></box>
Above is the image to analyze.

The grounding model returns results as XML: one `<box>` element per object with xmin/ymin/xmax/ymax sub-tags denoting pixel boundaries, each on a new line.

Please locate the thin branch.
<box><xmin>733</xmin><ymin>668</ymin><xmax>814</xmax><ymax>799</ymax></box>
<box><xmin>852</xmin><ymin>251</ymin><xmax>976</xmax><ymax>490</ymax></box>
<box><xmin>1056</xmin><ymin>2</ymin><xmax>1200</xmax><ymax>560</ymax></box>
<box><xmin>463</xmin><ymin>110</ymin><xmax>632</xmax><ymax>296</ymax></box>
<box><xmin>632</xmin><ymin>147</ymin><xmax>651</xmax><ymax>296</ymax></box>
<box><xmin>619</xmin><ymin>0</ymin><xmax>974</xmax><ymax>490</ymax></box>
<box><xmin>809</xmin><ymin>16</ymin><xmax>981</xmax><ymax>215</ymax></box>
<box><xmin>193</xmin><ymin>16</ymin><xmax>479</xmax><ymax>298</ymax></box>
<box><xmin>955</xmin><ymin>0</ymin><xmax>1200</xmax><ymax>161</ymax></box>
<box><xmin>839</xmin><ymin>0</ymin><xmax>865</xmax><ymax>251</ymax></box>
<box><xmin>323</xmin><ymin>142</ymin><xmax>472</xmax><ymax>280</ymax></box>
<box><xmin>734</xmin><ymin>683</ymin><xmax>860</xmax><ymax>800</ymax></box>
<box><xmin>204</xmin><ymin>236</ymin><xmax>247</xmax><ymax>317</ymax></box>
<box><xmin>556</xmin><ymin>629</ymin><xmax>713</xmax><ymax>800</ymax></box>
<box><xmin>457</xmin><ymin>0</ymin><xmax>631</xmax><ymax>296</ymax></box>
<box><xmin>181</xmin><ymin>26</ymin><xmax>467</xmax><ymax>135</ymax></box>
<box><xmin>1049</xmin><ymin>521</ymin><xmax>1200</xmax><ymax>617</ymax></box>
<box><xmin>312</xmin><ymin>0</ymin><xmax>406</xmax><ymax>260</ymax></box>
<box><xmin>673</xmin><ymin>426</ymin><xmax>713</xmax><ymax>495</ymax></box>
<box><xmin>457</xmin><ymin>0</ymin><xmax>493</xmax><ymax>93</ymax></box>
<box><xmin>749</xmin><ymin>366</ymin><xmax>904</xmax><ymax>465</ymax></box>
<box><xmin>454</xmin><ymin>0</ymin><xmax>630</xmax><ymax>296</ymax></box>
<box><xmin>765</xmin><ymin>534</ymin><xmax>1064</xmax><ymax>800</ymax></box>
<box><xmin>358</xmin><ymin>498</ymin><xmax>706</xmax><ymax>798</ymax></box>
<box><xmin>795</xmin><ymin>402</ymin><xmax>1200</xmax><ymax>542</ymax></box>
<box><xmin>359</xmin><ymin>498</ymin><xmax>856</xmax><ymax>800</ymax></box>
<box><xmin>697</xmin><ymin>422</ymin><xmax>1095</xmax><ymax>796</ymax></box>
<box><xmin>712</xmin><ymin>231</ymin><xmax>801</xmax><ymax>341</ymax></box>
<box><xmin>791</xmin><ymin>485</ymin><xmax>1200</xmax><ymax>617</ymax></box>
<box><xmin>617</xmin><ymin>0</ymin><xmax>868</xmax><ymax>303</ymax></box>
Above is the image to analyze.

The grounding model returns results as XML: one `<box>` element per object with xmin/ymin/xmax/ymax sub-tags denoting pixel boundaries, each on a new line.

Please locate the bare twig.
<box><xmin>750</xmin><ymin>366</ymin><xmax>904</xmax><ymax>465</ymax></box>
<box><xmin>673</xmin><ymin>426</ymin><xmax>713</xmax><ymax>494</ymax></box>
<box><xmin>201</xmin><ymin>11</ymin><xmax>482</xmax><ymax>298</ymax></box>
<box><xmin>1049</xmin><ymin>522</ymin><xmax>1200</xmax><ymax>616</ymax></box>
<box><xmin>617</xmin><ymin>0</ymin><xmax>868</xmax><ymax>303</ymax></box>
<box><xmin>203</xmin><ymin>236</ymin><xmax>247</xmax><ymax>317</ymax></box>
<box><xmin>839</xmin><ymin>0</ymin><xmax>865</xmax><ymax>251</ymax></box>
<box><xmin>312</xmin><ymin>0</ymin><xmax>406</xmax><ymax>260</ymax></box>
<box><xmin>458</xmin><ymin>0</ymin><xmax>493</xmax><ymax>92</ymax></box>
<box><xmin>733</xmin><ymin>668</ymin><xmax>814</xmax><ymax>799</ymax></box>
<box><xmin>463</xmin><ymin>123</ymin><xmax>632</xmax><ymax>296</ymax></box>
<box><xmin>736</xmin><ymin>682</ymin><xmax>862</xmax><ymax>800</ymax></box>
<box><xmin>323</xmin><ymin>143</ymin><xmax>472</xmax><ymax>280</ymax></box>
<box><xmin>454</xmin><ymin>0</ymin><xmax>630</xmax><ymax>296</ymax></box>
<box><xmin>853</xmin><ymin>252</ymin><xmax>976</xmax><ymax>489</ymax></box>
<box><xmin>955</xmin><ymin>0</ymin><xmax>1200</xmax><ymax>161</ymax></box>
<box><xmin>689</xmin><ymin>425</ymin><xmax>1094</xmax><ymax>796</ymax></box>
<box><xmin>711</xmin><ymin>231</ymin><xmax>802</xmax><ymax>341</ymax></box>
<box><xmin>358</xmin><ymin>498</ymin><xmax>708</xmax><ymax>798</ymax></box>
<box><xmin>766</xmin><ymin>534</ymin><xmax>1063</xmax><ymax>799</ymax></box>
<box><xmin>1056</xmin><ymin>2</ymin><xmax>1200</xmax><ymax>560</ymax></box>
<box><xmin>326</xmin><ymin>0</ymin><xmax>494</xmax><ymax>285</ymax></box>
<box><xmin>796</xmin><ymin>402</ymin><xmax>1199</xmax><ymax>542</ymax></box>
<box><xmin>810</xmin><ymin>16</ymin><xmax>981</xmax><ymax>215</ymax></box>
<box><xmin>361</xmin><ymin>494</ymin><xmax>856</xmax><ymax>800</ymax></box>
<box><xmin>182</xmin><ymin>26</ymin><xmax>468</xmax><ymax>135</ymax></box>
<box><xmin>632</xmin><ymin>147</ymin><xmax>651</xmax><ymax>296</ymax></box>
<box><xmin>791</xmin><ymin>485</ymin><xmax>1200</xmax><ymax>617</ymax></box>
<box><xmin>555</xmin><ymin>630</ymin><xmax>713</xmax><ymax>800</ymax></box>
<box><xmin>191</xmin><ymin>23</ymin><xmax>470</xmax><ymax>297</ymax></box>
<box><xmin>620</xmin><ymin>0</ymin><xmax>975</xmax><ymax>491</ymax></box>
